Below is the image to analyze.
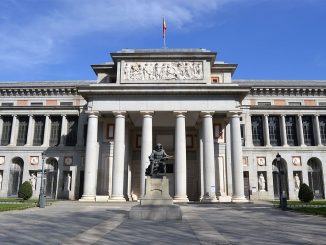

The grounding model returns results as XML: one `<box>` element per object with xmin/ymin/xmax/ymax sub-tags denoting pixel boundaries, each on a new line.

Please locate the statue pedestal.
<box><xmin>129</xmin><ymin>176</ymin><xmax>182</xmax><ymax>220</ymax></box>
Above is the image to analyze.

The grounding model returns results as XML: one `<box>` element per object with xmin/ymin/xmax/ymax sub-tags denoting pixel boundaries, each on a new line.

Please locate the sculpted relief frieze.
<box><xmin>123</xmin><ymin>61</ymin><xmax>203</xmax><ymax>81</ymax></box>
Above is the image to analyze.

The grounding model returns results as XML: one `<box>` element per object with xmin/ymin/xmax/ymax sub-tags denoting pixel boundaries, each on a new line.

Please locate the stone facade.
<box><xmin>0</xmin><ymin>49</ymin><xmax>325</xmax><ymax>202</ymax></box>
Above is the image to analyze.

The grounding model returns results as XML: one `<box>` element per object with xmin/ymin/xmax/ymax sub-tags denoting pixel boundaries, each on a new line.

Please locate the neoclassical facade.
<box><xmin>0</xmin><ymin>49</ymin><xmax>325</xmax><ymax>202</ymax></box>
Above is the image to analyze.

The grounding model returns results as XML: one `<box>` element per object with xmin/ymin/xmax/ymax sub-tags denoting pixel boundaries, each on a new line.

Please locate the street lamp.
<box><xmin>38</xmin><ymin>152</ymin><xmax>46</xmax><ymax>208</ymax></box>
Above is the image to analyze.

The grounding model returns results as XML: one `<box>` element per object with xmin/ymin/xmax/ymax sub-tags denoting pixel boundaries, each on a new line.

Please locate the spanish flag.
<box><xmin>162</xmin><ymin>18</ymin><xmax>167</xmax><ymax>38</ymax></box>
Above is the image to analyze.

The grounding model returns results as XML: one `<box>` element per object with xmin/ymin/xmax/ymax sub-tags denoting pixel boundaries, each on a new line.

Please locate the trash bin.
<box><xmin>38</xmin><ymin>194</ymin><xmax>47</xmax><ymax>208</ymax></box>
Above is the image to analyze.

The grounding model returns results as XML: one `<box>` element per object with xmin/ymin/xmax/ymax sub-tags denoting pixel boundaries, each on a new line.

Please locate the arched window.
<box><xmin>307</xmin><ymin>158</ymin><xmax>324</xmax><ymax>199</ymax></box>
<box><xmin>8</xmin><ymin>157</ymin><xmax>24</xmax><ymax>196</ymax></box>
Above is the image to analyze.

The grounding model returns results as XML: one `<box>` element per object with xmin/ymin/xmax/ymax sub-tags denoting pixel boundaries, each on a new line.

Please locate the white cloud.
<box><xmin>0</xmin><ymin>0</ymin><xmax>243</xmax><ymax>70</ymax></box>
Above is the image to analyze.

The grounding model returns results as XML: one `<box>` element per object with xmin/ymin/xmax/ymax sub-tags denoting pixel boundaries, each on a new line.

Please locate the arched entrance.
<box><xmin>272</xmin><ymin>158</ymin><xmax>289</xmax><ymax>199</ymax></box>
<box><xmin>307</xmin><ymin>158</ymin><xmax>324</xmax><ymax>199</ymax></box>
<box><xmin>45</xmin><ymin>158</ymin><xmax>58</xmax><ymax>199</ymax></box>
<box><xmin>8</xmin><ymin>157</ymin><xmax>24</xmax><ymax>196</ymax></box>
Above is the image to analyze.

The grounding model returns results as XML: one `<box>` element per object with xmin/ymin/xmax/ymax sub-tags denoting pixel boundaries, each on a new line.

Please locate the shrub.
<box><xmin>18</xmin><ymin>181</ymin><xmax>33</xmax><ymax>200</ymax></box>
<box><xmin>298</xmin><ymin>183</ymin><xmax>314</xmax><ymax>203</ymax></box>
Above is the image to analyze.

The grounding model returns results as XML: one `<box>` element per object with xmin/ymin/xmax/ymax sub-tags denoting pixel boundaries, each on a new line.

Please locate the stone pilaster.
<box><xmin>200</xmin><ymin>111</ymin><xmax>217</xmax><ymax>203</ymax></box>
<box><xmin>244</xmin><ymin>113</ymin><xmax>253</xmax><ymax>147</ymax></box>
<box><xmin>140</xmin><ymin>111</ymin><xmax>153</xmax><ymax>197</ymax></box>
<box><xmin>280</xmin><ymin>115</ymin><xmax>288</xmax><ymax>147</ymax></box>
<box><xmin>174</xmin><ymin>111</ymin><xmax>189</xmax><ymax>202</ymax></box>
<box><xmin>76</xmin><ymin>113</ymin><xmax>85</xmax><ymax>147</ymax></box>
<box><xmin>0</xmin><ymin>116</ymin><xmax>3</xmax><ymax>143</ymax></box>
<box><xmin>80</xmin><ymin>111</ymin><xmax>99</xmax><ymax>201</ymax></box>
<box><xmin>110</xmin><ymin>111</ymin><xmax>127</xmax><ymax>202</ymax></box>
<box><xmin>198</xmin><ymin>123</ymin><xmax>204</xmax><ymax>200</ymax></box>
<box><xmin>229</xmin><ymin>112</ymin><xmax>248</xmax><ymax>202</ymax></box>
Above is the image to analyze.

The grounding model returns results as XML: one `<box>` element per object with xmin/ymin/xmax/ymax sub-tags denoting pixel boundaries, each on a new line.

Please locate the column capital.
<box><xmin>174</xmin><ymin>111</ymin><xmax>187</xmax><ymax>117</ymax></box>
<box><xmin>227</xmin><ymin>111</ymin><xmax>242</xmax><ymax>118</ymax></box>
<box><xmin>263</xmin><ymin>113</ymin><xmax>269</xmax><ymax>117</ymax></box>
<box><xmin>85</xmin><ymin>110</ymin><xmax>99</xmax><ymax>116</ymax></box>
<box><xmin>280</xmin><ymin>114</ymin><xmax>286</xmax><ymax>117</ymax></box>
<box><xmin>140</xmin><ymin>111</ymin><xmax>154</xmax><ymax>117</ymax></box>
<box><xmin>112</xmin><ymin>111</ymin><xmax>126</xmax><ymax>117</ymax></box>
<box><xmin>297</xmin><ymin>114</ymin><xmax>303</xmax><ymax>117</ymax></box>
<box><xmin>200</xmin><ymin>111</ymin><xmax>214</xmax><ymax>117</ymax></box>
<box><xmin>314</xmin><ymin>114</ymin><xmax>320</xmax><ymax>117</ymax></box>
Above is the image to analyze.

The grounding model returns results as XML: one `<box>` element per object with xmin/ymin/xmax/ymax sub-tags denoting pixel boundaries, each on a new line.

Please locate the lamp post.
<box><xmin>38</xmin><ymin>152</ymin><xmax>46</xmax><ymax>208</ymax></box>
<box><xmin>276</xmin><ymin>153</ymin><xmax>287</xmax><ymax>210</ymax></box>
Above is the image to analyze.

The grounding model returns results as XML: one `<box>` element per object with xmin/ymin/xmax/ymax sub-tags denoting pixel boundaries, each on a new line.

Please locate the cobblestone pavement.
<box><xmin>0</xmin><ymin>201</ymin><xmax>325</xmax><ymax>245</ymax></box>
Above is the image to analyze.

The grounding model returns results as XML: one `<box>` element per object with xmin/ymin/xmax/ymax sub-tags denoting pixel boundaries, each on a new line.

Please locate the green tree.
<box><xmin>18</xmin><ymin>181</ymin><xmax>33</xmax><ymax>200</ymax></box>
<box><xmin>298</xmin><ymin>183</ymin><xmax>314</xmax><ymax>203</ymax></box>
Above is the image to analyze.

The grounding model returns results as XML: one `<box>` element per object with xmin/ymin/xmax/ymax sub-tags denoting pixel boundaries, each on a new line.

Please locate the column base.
<box><xmin>232</xmin><ymin>195</ymin><xmax>249</xmax><ymax>203</ymax></box>
<box><xmin>173</xmin><ymin>195</ymin><xmax>189</xmax><ymax>203</ymax></box>
<box><xmin>218</xmin><ymin>195</ymin><xmax>232</xmax><ymax>202</ymax></box>
<box><xmin>95</xmin><ymin>195</ymin><xmax>109</xmax><ymax>202</ymax></box>
<box><xmin>79</xmin><ymin>195</ymin><xmax>96</xmax><ymax>202</ymax></box>
<box><xmin>108</xmin><ymin>195</ymin><xmax>127</xmax><ymax>202</ymax></box>
<box><xmin>201</xmin><ymin>195</ymin><xmax>218</xmax><ymax>203</ymax></box>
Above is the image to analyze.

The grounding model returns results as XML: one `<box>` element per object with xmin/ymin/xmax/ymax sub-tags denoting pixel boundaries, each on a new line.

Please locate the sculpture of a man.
<box><xmin>294</xmin><ymin>173</ymin><xmax>301</xmax><ymax>191</ymax></box>
<box><xmin>30</xmin><ymin>173</ymin><xmax>37</xmax><ymax>191</ymax></box>
<box><xmin>64</xmin><ymin>173</ymin><xmax>72</xmax><ymax>191</ymax></box>
<box><xmin>145</xmin><ymin>143</ymin><xmax>171</xmax><ymax>177</ymax></box>
<box><xmin>0</xmin><ymin>171</ymin><xmax>2</xmax><ymax>190</ymax></box>
<box><xmin>258</xmin><ymin>173</ymin><xmax>266</xmax><ymax>191</ymax></box>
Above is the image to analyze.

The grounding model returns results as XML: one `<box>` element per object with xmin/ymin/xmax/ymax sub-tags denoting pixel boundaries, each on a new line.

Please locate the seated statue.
<box><xmin>145</xmin><ymin>143</ymin><xmax>172</xmax><ymax>177</ymax></box>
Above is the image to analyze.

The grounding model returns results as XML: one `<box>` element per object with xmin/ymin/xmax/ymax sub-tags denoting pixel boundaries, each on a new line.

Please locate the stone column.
<box><xmin>297</xmin><ymin>114</ymin><xmax>305</xmax><ymax>147</ymax></box>
<box><xmin>9</xmin><ymin>115</ymin><xmax>18</xmax><ymax>146</ymax></box>
<box><xmin>80</xmin><ymin>111</ymin><xmax>99</xmax><ymax>201</ymax></box>
<box><xmin>313</xmin><ymin>114</ymin><xmax>322</xmax><ymax>146</ymax></box>
<box><xmin>198</xmin><ymin>123</ymin><xmax>204</xmax><ymax>200</ymax></box>
<box><xmin>59</xmin><ymin>115</ymin><xmax>68</xmax><ymax>146</ymax></box>
<box><xmin>263</xmin><ymin>114</ymin><xmax>271</xmax><ymax>147</ymax></box>
<box><xmin>174</xmin><ymin>111</ymin><xmax>189</xmax><ymax>202</ymax></box>
<box><xmin>280</xmin><ymin>115</ymin><xmax>288</xmax><ymax>147</ymax></box>
<box><xmin>140</xmin><ymin>111</ymin><xmax>153</xmax><ymax>197</ymax></box>
<box><xmin>42</xmin><ymin>115</ymin><xmax>51</xmax><ymax>147</ymax></box>
<box><xmin>201</xmin><ymin>111</ymin><xmax>217</xmax><ymax>202</ymax></box>
<box><xmin>229</xmin><ymin>112</ymin><xmax>247</xmax><ymax>202</ymax></box>
<box><xmin>110</xmin><ymin>111</ymin><xmax>126</xmax><ymax>202</ymax></box>
<box><xmin>26</xmin><ymin>115</ymin><xmax>35</xmax><ymax>146</ymax></box>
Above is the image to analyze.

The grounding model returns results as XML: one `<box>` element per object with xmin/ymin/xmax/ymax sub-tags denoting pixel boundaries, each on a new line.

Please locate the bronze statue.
<box><xmin>145</xmin><ymin>143</ymin><xmax>172</xmax><ymax>177</ymax></box>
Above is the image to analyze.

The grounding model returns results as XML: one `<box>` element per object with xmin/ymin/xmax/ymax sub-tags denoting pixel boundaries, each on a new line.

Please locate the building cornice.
<box><xmin>249</xmin><ymin>87</ymin><xmax>326</xmax><ymax>97</ymax></box>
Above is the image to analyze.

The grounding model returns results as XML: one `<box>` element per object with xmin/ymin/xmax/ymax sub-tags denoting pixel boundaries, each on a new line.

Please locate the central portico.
<box><xmin>78</xmin><ymin>49</ymin><xmax>249</xmax><ymax>203</ymax></box>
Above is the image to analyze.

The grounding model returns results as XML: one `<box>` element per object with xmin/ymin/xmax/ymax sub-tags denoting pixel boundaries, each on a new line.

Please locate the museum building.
<box><xmin>0</xmin><ymin>48</ymin><xmax>325</xmax><ymax>202</ymax></box>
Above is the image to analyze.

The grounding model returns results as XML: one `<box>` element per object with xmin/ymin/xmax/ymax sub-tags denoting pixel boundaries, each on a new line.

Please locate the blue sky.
<box><xmin>0</xmin><ymin>0</ymin><xmax>326</xmax><ymax>81</ymax></box>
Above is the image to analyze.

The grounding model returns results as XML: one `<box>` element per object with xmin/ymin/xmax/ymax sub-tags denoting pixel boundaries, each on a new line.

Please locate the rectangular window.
<box><xmin>106</xmin><ymin>124</ymin><xmax>114</xmax><ymax>140</ymax></box>
<box><xmin>49</xmin><ymin>116</ymin><xmax>62</xmax><ymax>146</ymax></box>
<box><xmin>288</xmin><ymin>102</ymin><xmax>302</xmax><ymax>106</ymax></box>
<box><xmin>66</xmin><ymin>116</ymin><xmax>78</xmax><ymax>146</ymax></box>
<box><xmin>33</xmin><ymin>116</ymin><xmax>45</xmax><ymax>146</ymax></box>
<box><xmin>83</xmin><ymin>124</ymin><xmax>88</xmax><ymax>146</ymax></box>
<box><xmin>1</xmin><ymin>116</ymin><xmax>12</xmax><ymax>145</ymax></box>
<box><xmin>240</xmin><ymin>124</ymin><xmax>245</xmax><ymax>146</ymax></box>
<box><xmin>16</xmin><ymin>116</ymin><xmax>29</xmax><ymax>146</ymax></box>
<box><xmin>268</xmin><ymin>116</ymin><xmax>281</xmax><ymax>146</ymax></box>
<box><xmin>1</xmin><ymin>102</ymin><xmax>14</xmax><ymax>106</ymax></box>
<box><xmin>319</xmin><ymin>102</ymin><xmax>326</xmax><ymax>106</ymax></box>
<box><xmin>319</xmin><ymin>116</ymin><xmax>326</xmax><ymax>145</ymax></box>
<box><xmin>251</xmin><ymin>116</ymin><xmax>264</xmax><ymax>146</ymax></box>
<box><xmin>60</xmin><ymin>102</ymin><xmax>73</xmax><ymax>106</ymax></box>
<box><xmin>302</xmin><ymin>116</ymin><xmax>315</xmax><ymax>146</ymax></box>
<box><xmin>285</xmin><ymin>116</ymin><xmax>298</xmax><ymax>146</ymax></box>
<box><xmin>257</xmin><ymin>102</ymin><xmax>271</xmax><ymax>106</ymax></box>
<box><xmin>30</xmin><ymin>102</ymin><xmax>43</xmax><ymax>106</ymax></box>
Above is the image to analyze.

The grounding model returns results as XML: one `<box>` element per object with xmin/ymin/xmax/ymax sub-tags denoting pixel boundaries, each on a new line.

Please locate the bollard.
<box><xmin>38</xmin><ymin>194</ymin><xmax>47</xmax><ymax>208</ymax></box>
<box><xmin>281</xmin><ymin>191</ymin><xmax>287</xmax><ymax>211</ymax></box>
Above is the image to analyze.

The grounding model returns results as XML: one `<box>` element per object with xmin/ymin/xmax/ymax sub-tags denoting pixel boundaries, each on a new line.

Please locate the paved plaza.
<box><xmin>0</xmin><ymin>201</ymin><xmax>325</xmax><ymax>245</ymax></box>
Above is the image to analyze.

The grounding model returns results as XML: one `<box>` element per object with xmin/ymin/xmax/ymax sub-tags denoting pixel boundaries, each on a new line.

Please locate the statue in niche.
<box><xmin>145</xmin><ymin>144</ymin><xmax>172</xmax><ymax>177</ymax></box>
<box><xmin>294</xmin><ymin>173</ymin><xmax>301</xmax><ymax>191</ymax></box>
<box><xmin>29</xmin><ymin>173</ymin><xmax>37</xmax><ymax>191</ymax></box>
<box><xmin>64</xmin><ymin>173</ymin><xmax>72</xmax><ymax>191</ymax></box>
<box><xmin>258</xmin><ymin>173</ymin><xmax>266</xmax><ymax>191</ymax></box>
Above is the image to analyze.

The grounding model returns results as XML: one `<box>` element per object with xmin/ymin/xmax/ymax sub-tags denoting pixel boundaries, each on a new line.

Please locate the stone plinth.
<box><xmin>129</xmin><ymin>176</ymin><xmax>182</xmax><ymax>220</ymax></box>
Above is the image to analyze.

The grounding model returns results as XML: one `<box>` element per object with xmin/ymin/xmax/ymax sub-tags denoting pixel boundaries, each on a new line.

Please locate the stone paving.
<box><xmin>0</xmin><ymin>201</ymin><xmax>325</xmax><ymax>245</ymax></box>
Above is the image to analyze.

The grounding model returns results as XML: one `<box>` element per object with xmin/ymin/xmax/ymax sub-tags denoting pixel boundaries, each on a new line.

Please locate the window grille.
<box><xmin>285</xmin><ymin>116</ymin><xmax>298</xmax><ymax>146</ymax></box>
<box><xmin>251</xmin><ymin>116</ymin><xmax>264</xmax><ymax>146</ymax></box>
<box><xmin>268</xmin><ymin>116</ymin><xmax>281</xmax><ymax>146</ymax></box>
<box><xmin>33</xmin><ymin>116</ymin><xmax>45</xmax><ymax>146</ymax></box>
<box><xmin>1</xmin><ymin>116</ymin><xmax>12</xmax><ymax>145</ymax></box>
<box><xmin>66</xmin><ymin>116</ymin><xmax>78</xmax><ymax>146</ymax></box>
<box><xmin>49</xmin><ymin>116</ymin><xmax>62</xmax><ymax>146</ymax></box>
<box><xmin>16</xmin><ymin>116</ymin><xmax>28</xmax><ymax>146</ymax></box>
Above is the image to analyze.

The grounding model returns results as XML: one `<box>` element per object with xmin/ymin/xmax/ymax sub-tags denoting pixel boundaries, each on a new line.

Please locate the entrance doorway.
<box><xmin>307</xmin><ymin>158</ymin><xmax>325</xmax><ymax>199</ymax></box>
<box><xmin>45</xmin><ymin>158</ymin><xmax>58</xmax><ymax>199</ymax></box>
<box><xmin>272</xmin><ymin>158</ymin><xmax>289</xmax><ymax>199</ymax></box>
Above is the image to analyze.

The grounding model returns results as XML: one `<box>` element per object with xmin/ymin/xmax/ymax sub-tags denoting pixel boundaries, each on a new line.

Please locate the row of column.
<box><xmin>0</xmin><ymin>114</ymin><xmax>84</xmax><ymax>147</ymax></box>
<box><xmin>81</xmin><ymin>110</ymin><xmax>247</xmax><ymax>203</ymax></box>
<box><xmin>252</xmin><ymin>114</ymin><xmax>323</xmax><ymax>147</ymax></box>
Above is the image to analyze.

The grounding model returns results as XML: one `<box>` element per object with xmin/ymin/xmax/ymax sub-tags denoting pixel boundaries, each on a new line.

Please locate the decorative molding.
<box><xmin>250</xmin><ymin>88</ymin><xmax>326</xmax><ymax>97</ymax></box>
<box><xmin>292</xmin><ymin>156</ymin><xmax>301</xmax><ymax>166</ymax></box>
<box><xmin>257</xmin><ymin>157</ymin><xmax>266</xmax><ymax>166</ymax></box>
<box><xmin>0</xmin><ymin>156</ymin><xmax>5</xmax><ymax>165</ymax></box>
<box><xmin>30</xmin><ymin>156</ymin><xmax>39</xmax><ymax>165</ymax></box>
<box><xmin>64</xmin><ymin>156</ymin><xmax>73</xmax><ymax>166</ymax></box>
<box><xmin>123</xmin><ymin>61</ymin><xmax>203</xmax><ymax>81</ymax></box>
<box><xmin>0</xmin><ymin>88</ymin><xmax>78</xmax><ymax>97</ymax></box>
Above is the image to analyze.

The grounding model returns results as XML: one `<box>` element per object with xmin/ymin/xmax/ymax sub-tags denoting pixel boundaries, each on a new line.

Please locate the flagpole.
<box><xmin>163</xmin><ymin>17</ymin><xmax>167</xmax><ymax>49</ymax></box>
